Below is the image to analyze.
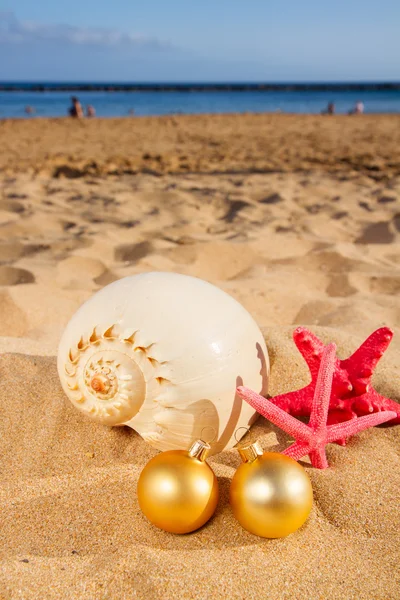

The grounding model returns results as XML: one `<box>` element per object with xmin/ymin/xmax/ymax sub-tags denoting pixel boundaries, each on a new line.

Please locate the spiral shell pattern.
<box><xmin>64</xmin><ymin>324</ymin><xmax>166</xmax><ymax>425</ymax></box>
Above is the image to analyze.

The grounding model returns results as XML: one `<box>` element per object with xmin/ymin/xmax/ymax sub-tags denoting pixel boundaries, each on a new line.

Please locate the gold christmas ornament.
<box><xmin>137</xmin><ymin>439</ymin><xmax>219</xmax><ymax>534</ymax></box>
<box><xmin>230</xmin><ymin>442</ymin><xmax>313</xmax><ymax>538</ymax></box>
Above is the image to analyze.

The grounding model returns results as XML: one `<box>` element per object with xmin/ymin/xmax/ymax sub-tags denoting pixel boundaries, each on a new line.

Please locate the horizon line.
<box><xmin>1</xmin><ymin>81</ymin><xmax>400</xmax><ymax>93</ymax></box>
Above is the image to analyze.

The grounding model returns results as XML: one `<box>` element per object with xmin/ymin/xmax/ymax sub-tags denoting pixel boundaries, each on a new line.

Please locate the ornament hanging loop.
<box><xmin>200</xmin><ymin>426</ymin><xmax>218</xmax><ymax>445</ymax></box>
<box><xmin>234</xmin><ymin>426</ymin><xmax>251</xmax><ymax>444</ymax></box>
<box><xmin>234</xmin><ymin>426</ymin><xmax>263</xmax><ymax>463</ymax></box>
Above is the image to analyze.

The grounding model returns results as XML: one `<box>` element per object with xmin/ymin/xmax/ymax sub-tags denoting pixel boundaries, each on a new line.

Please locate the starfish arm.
<box><xmin>309</xmin><ymin>448</ymin><xmax>329</xmax><ymax>469</ymax></box>
<box><xmin>352</xmin><ymin>390</ymin><xmax>400</xmax><ymax>424</ymax></box>
<box><xmin>282</xmin><ymin>442</ymin><xmax>311</xmax><ymax>461</ymax></box>
<box><xmin>326</xmin><ymin>410</ymin><xmax>397</xmax><ymax>443</ymax></box>
<box><xmin>269</xmin><ymin>385</ymin><xmax>315</xmax><ymax>417</ymax></box>
<box><xmin>341</xmin><ymin>327</ymin><xmax>393</xmax><ymax>384</ymax></box>
<box><xmin>309</xmin><ymin>343</ymin><xmax>337</xmax><ymax>430</ymax></box>
<box><xmin>293</xmin><ymin>327</ymin><xmax>327</xmax><ymax>377</ymax></box>
<box><xmin>236</xmin><ymin>386</ymin><xmax>311</xmax><ymax>442</ymax></box>
<box><xmin>370</xmin><ymin>393</ymin><xmax>400</xmax><ymax>424</ymax></box>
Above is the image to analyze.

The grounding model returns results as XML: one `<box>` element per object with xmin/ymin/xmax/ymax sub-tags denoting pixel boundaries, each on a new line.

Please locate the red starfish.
<box><xmin>272</xmin><ymin>327</ymin><xmax>400</xmax><ymax>439</ymax></box>
<box><xmin>237</xmin><ymin>343</ymin><xmax>397</xmax><ymax>469</ymax></box>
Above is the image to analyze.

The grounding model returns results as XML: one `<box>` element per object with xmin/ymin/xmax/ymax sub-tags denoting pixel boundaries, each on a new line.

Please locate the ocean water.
<box><xmin>1</xmin><ymin>86</ymin><xmax>400</xmax><ymax>118</ymax></box>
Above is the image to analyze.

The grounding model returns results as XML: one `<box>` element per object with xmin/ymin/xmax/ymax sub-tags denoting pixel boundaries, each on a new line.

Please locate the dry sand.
<box><xmin>0</xmin><ymin>114</ymin><xmax>399</xmax><ymax>599</ymax></box>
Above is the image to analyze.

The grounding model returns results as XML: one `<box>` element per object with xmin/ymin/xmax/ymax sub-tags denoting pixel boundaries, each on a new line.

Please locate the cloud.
<box><xmin>0</xmin><ymin>11</ymin><xmax>171</xmax><ymax>51</ymax></box>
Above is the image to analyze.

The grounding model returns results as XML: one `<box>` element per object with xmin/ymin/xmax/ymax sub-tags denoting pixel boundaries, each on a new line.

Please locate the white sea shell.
<box><xmin>57</xmin><ymin>272</ymin><xmax>269</xmax><ymax>454</ymax></box>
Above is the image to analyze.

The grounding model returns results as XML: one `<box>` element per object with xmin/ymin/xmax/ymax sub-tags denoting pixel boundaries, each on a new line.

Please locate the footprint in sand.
<box><xmin>190</xmin><ymin>241</ymin><xmax>259</xmax><ymax>281</ymax></box>
<box><xmin>326</xmin><ymin>274</ymin><xmax>357</xmax><ymax>298</ymax></box>
<box><xmin>0</xmin><ymin>266</ymin><xmax>35</xmax><ymax>286</ymax></box>
<box><xmin>62</xmin><ymin>221</ymin><xmax>77</xmax><ymax>231</ymax></box>
<box><xmin>0</xmin><ymin>199</ymin><xmax>26</xmax><ymax>214</ymax></box>
<box><xmin>81</xmin><ymin>211</ymin><xmax>105</xmax><ymax>224</ymax></box>
<box><xmin>293</xmin><ymin>300</ymin><xmax>337</xmax><ymax>326</ymax></box>
<box><xmin>5</xmin><ymin>193</ymin><xmax>27</xmax><ymax>200</ymax></box>
<box><xmin>359</xmin><ymin>201</ymin><xmax>374</xmax><ymax>212</ymax></box>
<box><xmin>0</xmin><ymin>289</ymin><xmax>29</xmax><ymax>336</ymax></box>
<box><xmin>370</xmin><ymin>275</ymin><xmax>400</xmax><ymax>295</ymax></box>
<box><xmin>393</xmin><ymin>212</ymin><xmax>400</xmax><ymax>233</ymax></box>
<box><xmin>305</xmin><ymin>203</ymin><xmax>324</xmax><ymax>214</ymax></box>
<box><xmin>258</xmin><ymin>193</ymin><xmax>283</xmax><ymax>205</ymax></box>
<box><xmin>377</xmin><ymin>195</ymin><xmax>397</xmax><ymax>204</ymax></box>
<box><xmin>163</xmin><ymin>242</ymin><xmax>198</xmax><ymax>266</ymax></box>
<box><xmin>273</xmin><ymin>248</ymin><xmax>371</xmax><ymax>274</ymax></box>
<box><xmin>0</xmin><ymin>210</ymin><xmax>21</xmax><ymax>226</ymax></box>
<box><xmin>114</xmin><ymin>241</ymin><xmax>153</xmax><ymax>263</ymax></box>
<box><xmin>352</xmin><ymin>274</ymin><xmax>400</xmax><ymax>295</ymax></box>
<box><xmin>57</xmin><ymin>256</ymin><xmax>117</xmax><ymax>289</ymax></box>
<box><xmin>356</xmin><ymin>221</ymin><xmax>394</xmax><ymax>244</ymax></box>
<box><xmin>50</xmin><ymin>237</ymin><xmax>91</xmax><ymax>258</ymax></box>
<box><xmin>119</xmin><ymin>220</ymin><xmax>140</xmax><ymax>229</ymax></box>
<box><xmin>52</xmin><ymin>165</ymin><xmax>85</xmax><ymax>179</ymax></box>
<box><xmin>67</xmin><ymin>194</ymin><xmax>84</xmax><ymax>203</ymax></box>
<box><xmin>222</xmin><ymin>200</ymin><xmax>252</xmax><ymax>223</ymax></box>
<box><xmin>0</xmin><ymin>242</ymin><xmax>50</xmax><ymax>263</ymax></box>
<box><xmin>331</xmin><ymin>211</ymin><xmax>348</xmax><ymax>220</ymax></box>
<box><xmin>0</xmin><ymin>242</ymin><xmax>27</xmax><ymax>262</ymax></box>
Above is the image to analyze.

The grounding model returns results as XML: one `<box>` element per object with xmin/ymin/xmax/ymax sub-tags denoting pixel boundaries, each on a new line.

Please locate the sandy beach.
<box><xmin>0</xmin><ymin>114</ymin><xmax>399</xmax><ymax>599</ymax></box>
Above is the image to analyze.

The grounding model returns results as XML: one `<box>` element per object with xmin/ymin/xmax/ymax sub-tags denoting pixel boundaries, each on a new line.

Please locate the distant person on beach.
<box><xmin>86</xmin><ymin>105</ymin><xmax>96</xmax><ymax>117</ymax></box>
<box><xmin>128</xmin><ymin>108</ymin><xmax>135</xmax><ymax>115</ymax></box>
<box><xmin>348</xmin><ymin>101</ymin><xmax>364</xmax><ymax>115</ymax></box>
<box><xmin>25</xmin><ymin>105</ymin><xmax>36</xmax><ymax>115</ymax></box>
<box><xmin>321</xmin><ymin>102</ymin><xmax>335</xmax><ymax>115</ymax></box>
<box><xmin>68</xmin><ymin>96</ymin><xmax>84</xmax><ymax>118</ymax></box>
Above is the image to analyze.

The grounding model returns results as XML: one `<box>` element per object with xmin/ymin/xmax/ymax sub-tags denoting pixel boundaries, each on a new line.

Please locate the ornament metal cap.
<box><xmin>238</xmin><ymin>440</ymin><xmax>263</xmax><ymax>463</ymax></box>
<box><xmin>188</xmin><ymin>439</ymin><xmax>211</xmax><ymax>462</ymax></box>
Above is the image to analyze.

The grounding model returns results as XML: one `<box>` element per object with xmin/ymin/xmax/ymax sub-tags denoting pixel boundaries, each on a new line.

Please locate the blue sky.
<box><xmin>1</xmin><ymin>0</ymin><xmax>399</xmax><ymax>81</ymax></box>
